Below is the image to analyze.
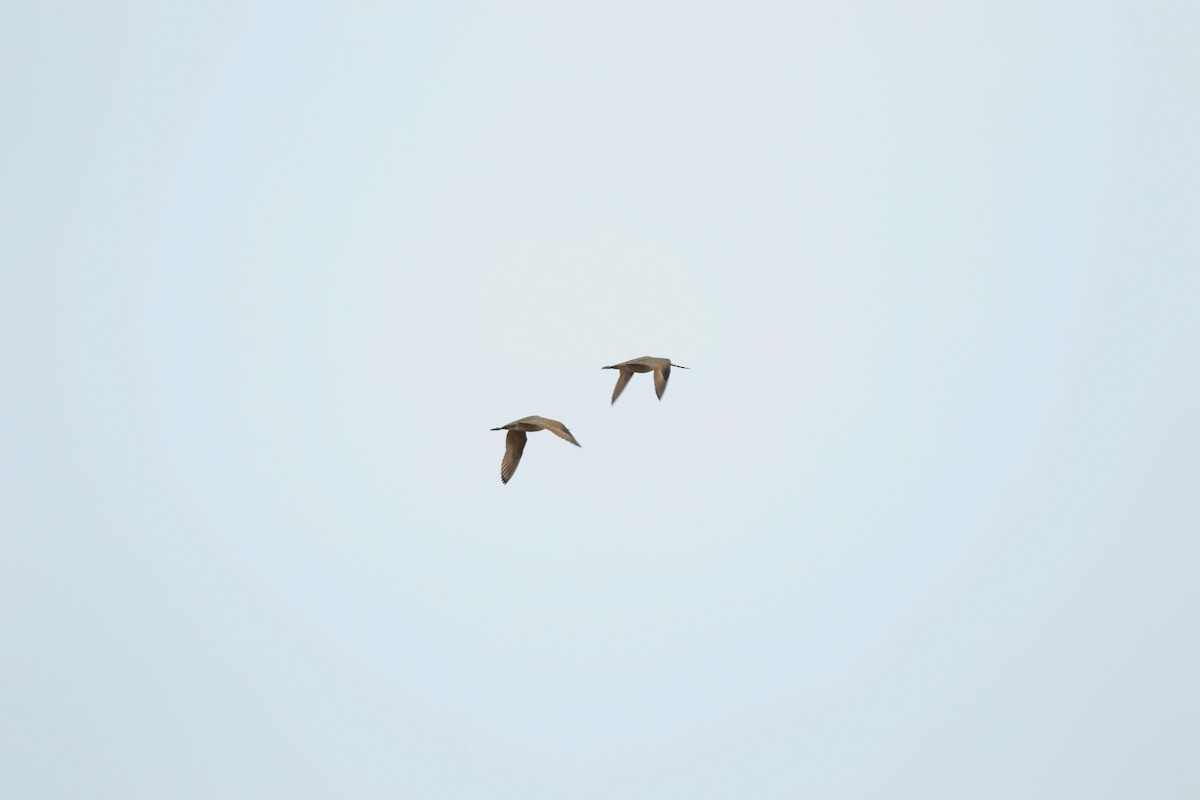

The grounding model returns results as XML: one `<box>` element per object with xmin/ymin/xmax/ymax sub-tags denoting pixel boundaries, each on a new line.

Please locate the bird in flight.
<box><xmin>489</xmin><ymin>416</ymin><xmax>581</xmax><ymax>484</ymax></box>
<box><xmin>602</xmin><ymin>356</ymin><xmax>689</xmax><ymax>404</ymax></box>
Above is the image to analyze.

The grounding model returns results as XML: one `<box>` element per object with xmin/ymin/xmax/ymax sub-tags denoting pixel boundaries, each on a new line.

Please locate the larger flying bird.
<box><xmin>489</xmin><ymin>416</ymin><xmax>581</xmax><ymax>484</ymax></box>
<box><xmin>602</xmin><ymin>356</ymin><xmax>690</xmax><ymax>404</ymax></box>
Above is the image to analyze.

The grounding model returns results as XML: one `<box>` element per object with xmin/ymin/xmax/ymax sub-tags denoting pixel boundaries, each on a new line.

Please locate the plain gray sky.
<box><xmin>2</xmin><ymin>2</ymin><xmax>1198</xmax><ymax>798</ymax></box>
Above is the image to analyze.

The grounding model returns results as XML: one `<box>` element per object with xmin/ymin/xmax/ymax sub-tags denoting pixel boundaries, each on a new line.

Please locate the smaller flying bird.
<box><xmin>602</xmin><ymin>356</ymin><xmax>690</xmax><ymax>404</ymax></box>
<box><xmin>489</xmin><ymin>416</ymin><xmax>581</xmax><ymax>484</ymax></box>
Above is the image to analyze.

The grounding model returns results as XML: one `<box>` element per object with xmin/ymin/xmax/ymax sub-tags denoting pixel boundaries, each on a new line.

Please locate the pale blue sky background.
<box><xmin>2</xmin><ymin>2</ymin><xmax>1198</xmax><ymax>797</ymax></box>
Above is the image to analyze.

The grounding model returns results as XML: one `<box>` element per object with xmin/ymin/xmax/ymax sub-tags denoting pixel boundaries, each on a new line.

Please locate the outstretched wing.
<box><xmin>535</xmin><ymin>417</ymin><xmax>581</xmax><ymax>447</ymax></box>
<box><xmin>611</xmin><ymin>369</ymin><xmax>634</xmax><ymax>404</ymax></box>
<box><xmin>500</xmin><ymin>429</ymin><xmax>527</xmax><ymax>484</ymax></box>
<box><xmin>654</xmin><ymin>363</ymin><xmax>671</xmax><ymax>399</ymax></box>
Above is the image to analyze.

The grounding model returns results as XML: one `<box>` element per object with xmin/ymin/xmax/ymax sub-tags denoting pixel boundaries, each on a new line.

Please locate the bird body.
<box><xmin>602</xmin><ymin>356</ymin><xmax>689</xmax><ymax>403</ymax></box>
<box><xmin>489</xmin><ymin>415</ymin><xmax>581</xmax><ymax>484</ymax></box>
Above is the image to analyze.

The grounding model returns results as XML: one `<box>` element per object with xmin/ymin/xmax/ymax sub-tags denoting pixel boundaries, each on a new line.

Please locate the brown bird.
<box><xmin>602</xmin><ymin>356</ymin><xmax>690</xmax><ymax>404</ymax></box>
<box><xmin>489</xmin><ymin>416</ymin><xmax>581</xmax><ymax>484</ymax></box>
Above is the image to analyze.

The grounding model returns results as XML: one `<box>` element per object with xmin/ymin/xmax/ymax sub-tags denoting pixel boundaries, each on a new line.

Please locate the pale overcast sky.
<box><xmin>2</xmin><ymin>2</ymin><xmax>1198</xmax><ymax>798</ymax></box>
